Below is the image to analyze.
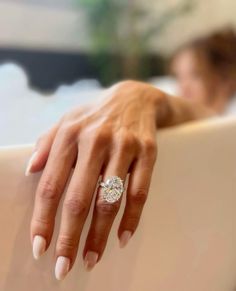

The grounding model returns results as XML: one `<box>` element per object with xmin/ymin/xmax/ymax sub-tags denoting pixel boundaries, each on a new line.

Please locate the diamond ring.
<box><xmin>99</xmin><ymin>176</ymin><xmax>125</xmax><ymax>203</ymax></box>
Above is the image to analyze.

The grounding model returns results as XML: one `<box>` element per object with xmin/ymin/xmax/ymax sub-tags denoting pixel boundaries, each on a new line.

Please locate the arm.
<box><xmin>158</xmin><ymin>92</ymin><xmax>215</xmax><ymax>127</ymax></box>
<box><xmin>112</xmin><ymin>80</ymin><xmax>215</xmax><ymax>128</ymax></box>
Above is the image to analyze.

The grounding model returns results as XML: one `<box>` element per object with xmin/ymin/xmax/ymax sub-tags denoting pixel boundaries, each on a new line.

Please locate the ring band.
<box><xmin>99</xmin><ymin>176</ymin><xmax>125</xmax><ymax>203</ymax></box>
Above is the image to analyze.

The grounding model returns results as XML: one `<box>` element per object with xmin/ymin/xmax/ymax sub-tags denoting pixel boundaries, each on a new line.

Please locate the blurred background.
<box><xmin>0</xmin><ymin>0</ymin><xmax>235</xmax><ymax>146</ymax></box>
<box><xmin>0</xmin><ymin>0</ymin><xmax>235</xmax><ymax>90</ymax></box>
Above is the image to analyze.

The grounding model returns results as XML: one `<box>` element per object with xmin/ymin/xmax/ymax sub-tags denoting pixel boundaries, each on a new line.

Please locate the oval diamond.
<box><xmin>100</xmin><ymin>176</ymin><xmax>124</xmax><ymax>203</ymax></box>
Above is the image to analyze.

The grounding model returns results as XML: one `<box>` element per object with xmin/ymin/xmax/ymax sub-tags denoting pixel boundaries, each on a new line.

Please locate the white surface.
<box><xmin>0</xmin><ymin>63</ymin><xmax>178</xmax><ymax>146</ymax></box>
<box><xmin>0</xmin><ymin>64</ymin><xmax>102</xmax><ymax>146</ymax></box>
<box><xmin>1</xmin><ymin>117</ymin><xmax>236</xmax><ymax>290</ymax></box>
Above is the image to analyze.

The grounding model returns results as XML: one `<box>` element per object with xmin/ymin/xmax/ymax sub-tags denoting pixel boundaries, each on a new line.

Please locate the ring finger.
<box><xmin>83</xmin><ymin>145</ymin><xmax>135</xmax><ymax>270</ymax></box>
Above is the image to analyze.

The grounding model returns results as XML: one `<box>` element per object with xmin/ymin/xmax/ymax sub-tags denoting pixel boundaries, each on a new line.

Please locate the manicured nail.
<box><xmin>55</xmin><ymin>256</ymin><xmax>70</xmax><ymax>280</ymax></box>
<box><xmin>84</xmin><ymin>251</ymin><xmax>98</xmax><ymax>271</ymax></box>
<box><xmin>25</xmin><ymin>151</ymin><xmax>38</xmax><ymax>176</ymax></box>
<box><xmin>119</xmin><ymin>231</ymin><xmax>132</xmax><ymax>248</ymax></box>
<box><xmin>32</xmin><ymin>235</ymin><xmax>46</xmax><ymax>260</ymax></box>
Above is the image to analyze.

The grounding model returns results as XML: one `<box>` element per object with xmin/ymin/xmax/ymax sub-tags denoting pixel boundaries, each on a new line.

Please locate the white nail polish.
<box><xmin>32</xmin><ymin>235</ymin><xmax>46</xmax><ymax>260</ymax></box>
<box><xmin>25</xmin><ymin>151</ymin><xmax>38</xmax><ymax>176</ymax></box>
<box><xmin>55</xmin><ymin>256</ymin><xmax>70</xmax><ymax>280</ymax></box>
<box><xmin>119</xmin><ymin>231</ymin><xmax>132</xmax><ymax>248</ymax></box>
<box><xmin>84</xmin><ymin>251</ymin><xmax>98</xmax><ymax>271</ymax></box>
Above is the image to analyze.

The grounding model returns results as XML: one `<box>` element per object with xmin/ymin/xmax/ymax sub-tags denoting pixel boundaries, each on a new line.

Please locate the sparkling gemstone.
<box><xmin>101</xmin><ymin>176</ymin><xmax>124</xmax><ymax>203</ymax></box>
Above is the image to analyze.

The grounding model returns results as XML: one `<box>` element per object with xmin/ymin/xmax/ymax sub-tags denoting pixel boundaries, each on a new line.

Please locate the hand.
<box><xmin>26</xmin><ymin>80</ymin><xmax>165</xmax><ymax>280</ymax></box>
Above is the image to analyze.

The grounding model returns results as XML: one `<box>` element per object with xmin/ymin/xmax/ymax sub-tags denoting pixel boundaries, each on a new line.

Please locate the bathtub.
<box><xmin>1</xmin><ymin>116</ymin><xmax>236</xmax><ymax>291</ymax></box>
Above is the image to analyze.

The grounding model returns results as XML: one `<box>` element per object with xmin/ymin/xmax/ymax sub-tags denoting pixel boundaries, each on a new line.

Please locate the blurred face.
<box><xmin>171</xmin><ymin>49</ymin><xmax>215</xmax><ymax>105</ymax></box>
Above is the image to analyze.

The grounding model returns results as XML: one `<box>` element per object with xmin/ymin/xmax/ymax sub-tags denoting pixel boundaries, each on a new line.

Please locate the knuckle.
<box><xmin>92</xmin><ymin>128</ymin><xmax>112</xmax><ymax>148</ymax></box>
<box><xmin>64</xmin><ymin>197</ymin><xmax>88</xmax><ymax>217</ymax></box>
<box><xmin>117</xmin><ymin>131</ymin><xmax>139</xmax><ymax>154</ymax></box>
<box><xmin>129</xmin><ymin>189</ymin><xmax>148</xmax><ymax>205</ymax></box>
<box><xmin>57</xmin><ymin>235</ymin><xmax>77</xmax><ymax>252</ymax></box>
<box><xmin>142</xmin><ymin>138</ymin><xmax>157</xmax><ymax>158</ymax></box>
<box><xmin>38</xmin><ymin>180</ymin><xmax>60</xmax><ymax>201</ymax></box>
<box><xmin>32</xmin><ymin>216</ymin><xmax>51</xmax><ymax>228</ymax></box>
<box><xmin>96</xmin><ymin>200</ymin><xmax>119</xmax><ymax>216</ymax></box>
<box><xmin>80</xmin><ymin>127</ymin><xmax>112</xmax><ymax>155</ymax></box>
<box><xmin>57</xmin><ymin>124</ymin><xmax>70</xmax><ymax>138</ymax></box>
<box><xmin>57</xmin><ymin>123</ymin><xmax>79</xmax><ymax>143</ymax></box>
<box><xmin>88</xmin><ymin>233</ymin><xmax>107</xmax><ymax>247</ymax></box>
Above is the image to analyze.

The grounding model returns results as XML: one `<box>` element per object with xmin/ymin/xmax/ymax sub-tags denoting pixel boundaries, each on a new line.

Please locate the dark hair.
<box><xmin>171</xmin><ymin>28</ymin><xmax>236</xmax><ymax>81</ymax></box>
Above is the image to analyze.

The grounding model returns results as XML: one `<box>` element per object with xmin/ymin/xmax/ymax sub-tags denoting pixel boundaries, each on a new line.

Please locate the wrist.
<box><xmin>142</xmin><ymin>84</ymin><xmax>170</xmax><ymax>128</ymax></box>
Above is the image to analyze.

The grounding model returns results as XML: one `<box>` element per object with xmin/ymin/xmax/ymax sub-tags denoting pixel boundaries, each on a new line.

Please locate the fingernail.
<box><xmin>84</xmin><ymin>251</ymin><xmax>98</xmax><ymax>271</ymax></box>
<box><xmin>32</xmin><ymin>235</ymin><xmax>46</xmax><ymax>260</ymax></box>
<box><xmin>55</xmin><ymin>256</ymin><xmax>70</xmax><ymax>280</ymax></box>
<box><xmin>25</xmin><ymin>151</ymin><xmax>38</xmax><ymax>176</ymax></box>
<box><xmin>119</xmin><ymin>231</ymin><xmax>132</xmax><ymax>248</ymax></box>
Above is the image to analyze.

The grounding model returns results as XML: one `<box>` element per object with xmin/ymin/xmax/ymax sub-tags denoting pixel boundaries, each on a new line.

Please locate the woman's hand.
<box><xmin>26</xmin><ymin>80</ymin><xmax>166</xmax><ymax>280</ymax></box>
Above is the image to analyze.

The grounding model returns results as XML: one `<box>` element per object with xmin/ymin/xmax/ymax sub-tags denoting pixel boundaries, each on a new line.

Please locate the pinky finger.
<box><xmin>118</xmin><ymin>152</ymin><xmax>156</xmax><ymax>248</ymax></box>
<box><xmin>25</xmin><ymin>124</ymin><xmax>60</xmax><ymax>176</ymax></box>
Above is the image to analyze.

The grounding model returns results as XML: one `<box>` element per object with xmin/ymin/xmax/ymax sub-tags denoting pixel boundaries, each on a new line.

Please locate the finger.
<box><xmin>25</xmin><ymin>123</ymin><xmax>60</xmax><ymax>176</ymax></box>
<box><xmin>30</xmin><ymin>128</ymin><xmax>77</xmax><ymax>259</ymax></box>
<box><xmin>54</xmin><ymin>136</ymin><xmax>108</xmax><ymax>280</ymax></box>
<box><xmin>83</xmin><ymin>137</ymin><xmax>136</xmax><ymax>270</ymax></box>
<box><xmin>118</xmin><ymin>138</ymin><xmax>157</xmax><ymax>247</ymax></box>
<box><xmin>28</xmin><ymin>109</ymin><xmax>85</xmax><ymax>175</ymax></box>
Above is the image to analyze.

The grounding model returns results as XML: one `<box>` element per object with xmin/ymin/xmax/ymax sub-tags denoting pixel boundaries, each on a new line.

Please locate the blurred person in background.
<box><xmin>27</xmin><ymin>28</ymin><xmax>236</xmax><ymax>280</ymax></box>
<box><xmin>170</xmin><ymin>28</ymin><xmax>236</xmax><ymax>114</ymax></box>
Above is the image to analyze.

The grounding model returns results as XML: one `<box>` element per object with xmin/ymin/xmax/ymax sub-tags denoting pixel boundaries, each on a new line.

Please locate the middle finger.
<box><xmin>83</xmin><ymin>142</ymin><xmax>136</xmax><ymax>270</ymax></box>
